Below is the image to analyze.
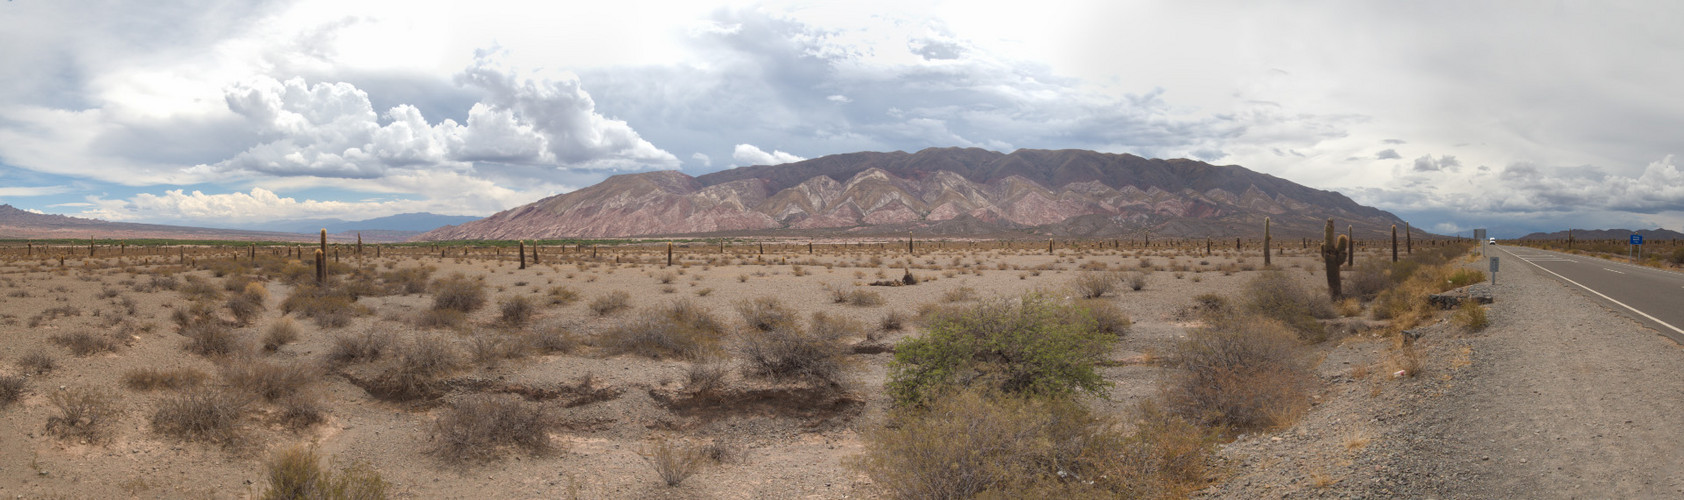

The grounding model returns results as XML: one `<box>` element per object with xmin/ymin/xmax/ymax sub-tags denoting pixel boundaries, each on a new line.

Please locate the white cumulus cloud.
<box><xmin>732</xmin><ymin>144</ymin><xmax>805</xmax><ymax>166</ymax></box>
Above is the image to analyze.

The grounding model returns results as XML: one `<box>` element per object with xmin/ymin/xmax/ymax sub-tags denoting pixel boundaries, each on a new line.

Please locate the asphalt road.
<box><xmin>1495</xmin><ymin>243</ymin><xmax>1684</xmax><ymax>343</ymax></box>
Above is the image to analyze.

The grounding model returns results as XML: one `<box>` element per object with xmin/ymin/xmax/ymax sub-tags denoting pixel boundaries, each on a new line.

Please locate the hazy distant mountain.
<box><xmin>416</xmin><ymin>147</ymin><xmax>1426</xmax><ymax>241</ymax></box>
<box><xmin>253</xmin><ymin>213</ymin><xmax>481</xmax><ymax>234</ymax></box>
<box><xmin>0</xmin><ymin>204</ymin><xmax>310</xmax><ymax>241</ymax></box>
<box><xmin>1517</xmin><ymin>228</ymin><xmax>1684</xmax><ymax>241</ymax></box>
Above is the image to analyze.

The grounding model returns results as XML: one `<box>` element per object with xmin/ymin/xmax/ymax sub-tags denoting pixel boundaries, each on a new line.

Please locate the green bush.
<box><xmin>886</xmin><ymin>293</ymin><xmax>1116</xmax><ymax>407</ymax></box>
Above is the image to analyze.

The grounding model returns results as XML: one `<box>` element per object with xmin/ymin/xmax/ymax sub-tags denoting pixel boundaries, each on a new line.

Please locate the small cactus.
<box><xmin>1321</xmin><ymin>219</ymin><xmax>1350</xmax><ymax>300</ymax></box>
<box><xmin>314</xmin><ymin>249</ymin><xmax>326</xmax><ymax>284</ymax></box>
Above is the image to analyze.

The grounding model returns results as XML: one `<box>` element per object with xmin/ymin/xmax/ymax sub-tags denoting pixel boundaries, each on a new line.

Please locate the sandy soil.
<box><xmin>0</xmin><ymin>242</ymin><xmax>1357</xmax><ymax>499</ymax></box>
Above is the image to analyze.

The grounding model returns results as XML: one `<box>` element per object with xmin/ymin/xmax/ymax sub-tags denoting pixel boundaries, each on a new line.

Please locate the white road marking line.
<box><xmin>1507</xmin><ymin>248</ymin><xmax>1684</xmax><ymax>338</ymax></box>
<box><xmin>1606</xmin><ymin>268</ymin><xmax>1625</xmax><ymax>274</ymax></box>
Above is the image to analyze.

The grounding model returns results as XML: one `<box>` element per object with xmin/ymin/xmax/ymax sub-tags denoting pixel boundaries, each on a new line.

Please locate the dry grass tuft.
<box><xmin>497</xmin><ymin>295</ymin><xmax>536</xmax><ymax>327</ymax></box>
<box><xmin>735</xmin><ymin>296</ymin><xmax>799</xmax><ymax>332</ymax></box>
<box><xmin>604</xmin><ymin>300</ymin><xmax>727</xmax><ymax>360</ymax></box>
<box><xmin>151</xmin><ymin>388</ymin><xmax>250</xmax><ymax>445</ymax></box>
<box><xmin>738</xmin><ymin>312</ymin><xmax>854</xmax><ymax>385</ymax></box>
<box><xmin>1454</xmin><ymin>300</ymin><xmax>1489</xmax><ymax>331</ymax></box>
<box><xmin>431</xmin><ymin>273</ymin><xmax>487</xmax><ymax>313</ymax></box>
<box><xmin>1162</xmin><ymin>313</ymin><xmax>1313</xmax><ymax>430</ymax></box>
<box><xmin>326</xmin><ymin>330</ymin><xmax>394</xmax><ymax>366</ymax></box>
<box><xmin>46</xmin><ymin>386</ymin><xmax>120</xmax><ymax>444</ymax></box>
<box><xmin>262</xmin><ymin>318</ymin><xmax>300</xmax><ymax>352</ymax></box>
<box><xmin>50</xmin><ymin>330</ymin><xmax>122</xmax><ymax>356</ymax></box>
<box><xmin>123</xmin><ymin>367</ymin><xmax>209</xmax><ymax>391</ymax></box>
<box><xmin>645</xmin><ymin>436</ymin><xmax>708</xmax><ymax>487</ymax></box>
<box><xmin>1242</xmin><ymin>270</ymin><xmax>1336</xmax><ymax>342</ymax></box>
<box><xmin>259</xmin><ymin>446</ymin><xmax>390</xmax><ymax>500</ymax></box>
<box><xmin>589</xmin><ymin>290</ymin><xmax>632</xmax><ymax>316</ymax></box>
<box><xmin>0</xmin><ymin>375</ymin><xmax>24</xmax><ymax>407</ymax></box>
<box><xmin>181</xmin><ymin>320</ymin><xmax>244</xmax><ymax>358</ymax></box>
<box><xmin>1071</xmin><ymin>270</ymin><xmax>1122</xmax><ymax>298</ymax></box>
<box><xmin>222</xmin><ymin>358</ymin><xmax>315</xmax><ymax>402</ymax></box>
<box><xmin>17</xmin><ymin>350</ymin><xmax>56</xmax><ymax>375</ymax></box>
<box><xmin>857</xmin><ymin>389</ymin><xmax>1215</xmax><ymax>499</ymax></box>
<box><xmin>430</xmin><ymin>394</ymin><xmax>558</xmax><ymax>463</ymax></box>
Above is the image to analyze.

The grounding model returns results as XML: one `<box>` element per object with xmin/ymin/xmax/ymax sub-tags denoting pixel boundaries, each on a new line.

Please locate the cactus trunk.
<box><xmin>1346</xmin><ymin>225</ymin><xmax>1355</xmax><ymax>267</ymax></box>
<box><xmin>314</xmin><ymin>249</ymin><xmax>325</xmax><ymax>284</ymax></box>
<box><xmin>1405</xmin><ymin>222</ymin><xmax>1412</xmax><ymax>254</ymax></box>
<box><xmin>1392</xmin><ymin>224</ymin><xmax>1399</xmax><ymax>262</ymax></box>
<box><xmin>519</xmin><ymin>241</ymin><xmax>527</xmax><ymax>269</ymax></box>
<box><xmin>1263</xmin><ymin>217</ymin><xmax>1272</xmax><ymax>266</ymax></box>
<box><xmin>1320</xmin><ymin>219</ymin><xmax>1349</xmax><ymax>300</ymax></box>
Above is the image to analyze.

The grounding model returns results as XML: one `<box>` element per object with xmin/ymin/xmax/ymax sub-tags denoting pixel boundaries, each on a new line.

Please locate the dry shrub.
<box><xmin>1126</xmin><ymin>271</ymin><xmax>1149</xmax><ymax>291</ymax></box>
<box><xmin>589</xmin><ymin>290</ymin><xmax>632</xmax><ymax>316</ymax></box>
<box><xmin>738</xmin><ymin>312</ymin><xmax>853</xmax><ymax>385</ymax></box>
<box><xmin>645</xmin><ymin>436</ymin><xmax>707</xmax><ymax>487</ymax></box>
<box><xmin>497</xmin><ymin>295</ymin><xmax>535</xmax><ymax>327</ymax></box>
<box><xmin>381</xmin><ymin>266</ymin><xmax>433</xmax><ymax>295</ymax></box>
<box><xmin>262</xmin><ymin>318</ymin><xmax>300</xmax><ymax>352</ymax></box>
<box><xmin>686</xmin><ymin>358</ymin><xmax>729</xmax><ymax>395</ymax></box>
<box><xmin>0</xmin><ymin>375</ymin><xmax>23</xmax><ymax>407</ymax></box>
<box><xmin>431</xmin><ymin>273</ymin><xmax>486</xmax><ymax>313</ymax></box>
<box><xmin>846</xmin><ymin>289</ymin><xmax>886</xmax><ymax>307</ymax></box>
<box><xmin>888</xmin><ymin>294</ymin><xmax>1116</xmax><ymax>406</ymax></box>
<box><xmin>282</xmin><ymin>283</ymin><xmax>362</xmax><ymax>328</ymax></box>
<box><xmin>735</xmin><ymin>296</ymin><xmax>799</xmax><ymax>332</ymax></box>
<box><xmin>326</xmin><ymin>330</ymin><xmax>394</xmax><ymax>366</ymax></box>
<box><xmin>1454</xmin><ymin>300</ymin><xmax>1489</xmax><ymax>331</ymax></box>
<box><xmin>17</xmin><ymin>350</ymin><xmax>55</xmax><ymax>375</ymax></box>
<box><xmin>366</xmin><ymin>334</ymin><xmax>462</xmax><ymax>401</ymax></box>
<box><xmin>942</xmin><ymin>286</ymin><xmax>979</xmax><ymax>303</ymax></box>
<box><xmin>277</xmin><ymin>396</ymin><xmax>326</xmax><ymax>430</ymax></box>
<box><xmin>857</xmin><ymin>389</ymin><xmax>1215</xmax><ymax>499</ymax></box>
<box><xmin>46</xmin><ymin>387</ymin><xmax>120</xmax><ymax>443</ymax></box>
<box><xmin>1242</xmin><ymin>270</ymin><xmax>1335</xmax><ymax>342</ymax></box>
<box><xmin>546</xmin><ymin>285</ymin><xmax>580</xmax><ymax>305</ymax></box>
<box><xmin>50</xmin><ymin>330</ymin><xmax>122</xmax><ymax>356</ymax></box>
<box><xmin>151</xmin><ymin>388</ymin><xmax>250</xmax><ymax>445</ymax></box>
<box><xmin>1077</xmin><ymin>299</ymin><xmax>1132</xmax><ymax>337</ymax></box>
<box><xmin>222</xmin><ymin>358</ymin><xmax>315</xmax><ymax>402</ymax></box>
<box><xmin>123</xmin><ymin>367</ymin><xmax>208</xmax><ymax>391</ymax></box>
<box><xmin>878</xmin><ymin>311</ymin><xmax>908</xmax><ymax>333</ymax></box>
<box><xmin>1163</xmin><ymin>314</ymin><xmax>1313</xmax><ymax>430</ymax></box>
<box><xmin>604</xmin><ymin>300</ymin><xmax>726</xmax><ymax>360</ymax></box>
<box><xmin>525</xmin><ymin>323</ymin><xmax>580</xmax><ymax>354</ymax></box>
<box><xmin>227</xmin><ymin>282</ymin><xmax>269</xmax><ymax>326</ymax></box>
<box><xmin>181</xmin><ymin>320</ymin><xmax>243</xmax><ymax>357</ymax></box>
<box><xmin>1071</xmin><ymin>270</ymin><xmax>1121</xmax><ymax>299</ymax></box>
<box><xmin>260</xmin><ymin>446</ymin><xmax>390</xmax><ymax>500</ymax></box>
<box><xmin>1346</xmin><ymin>260</ymin><xmax>1392</xmax><ymax>301</ymax></box>
<box><xmin>1385</xmin><ymin>342</ymin><xmax>1423</xmax><ymax>378</ymax></box>
<box><xmin>430</xmin><ymin>394</ymin><xmax>558</xmax><ymax>463</ymax></box>
<box><xmin>415</xmin><ymin>308</ymin><xmax>465</xmax><ymax>329</ymax></box>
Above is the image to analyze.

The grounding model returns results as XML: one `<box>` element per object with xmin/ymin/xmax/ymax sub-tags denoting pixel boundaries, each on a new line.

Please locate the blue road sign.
<box><xmin>1632</xmin><ymin>234</ymin><xmax>1645</xmax><ymax>245</ymax></box>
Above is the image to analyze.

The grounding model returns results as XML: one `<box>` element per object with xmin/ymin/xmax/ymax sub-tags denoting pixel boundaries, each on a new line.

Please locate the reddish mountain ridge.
<box><xmin>416</xmin><ymin>148</ymin><xmax>1419</xmax><ymax>240</ymax></box>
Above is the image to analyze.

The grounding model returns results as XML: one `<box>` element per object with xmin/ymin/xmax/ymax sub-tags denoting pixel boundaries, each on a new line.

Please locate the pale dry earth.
<box><xmin>0</xmin><ymin>244</ymin><xmax>1340</xmax><ymax>499</ymax></box>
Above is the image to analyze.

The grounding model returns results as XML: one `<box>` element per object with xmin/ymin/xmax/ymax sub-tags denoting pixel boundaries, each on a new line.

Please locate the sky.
<box><xmin>3</xmin><ymin>1</ymin><xmax>1684</xmax><ymax>237</ymax></box>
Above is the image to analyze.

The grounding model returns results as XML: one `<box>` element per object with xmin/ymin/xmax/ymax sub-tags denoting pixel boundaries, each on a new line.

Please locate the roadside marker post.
<box><xmin>1474</xmin><ymin>229</ymin><xmax>1488</xmax><ymax>257</ymax></box>
<box><xmin>1489</xmin><ymin>256</ymin><xmax>1499</xmax><ymax>285</ymax></box>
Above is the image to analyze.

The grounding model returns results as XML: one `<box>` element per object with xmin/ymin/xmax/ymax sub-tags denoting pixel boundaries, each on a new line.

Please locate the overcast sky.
<box><xmin>3</xmin><ymin>0</ymin><xmax>1682</xmax><ymax>237</ymax></box>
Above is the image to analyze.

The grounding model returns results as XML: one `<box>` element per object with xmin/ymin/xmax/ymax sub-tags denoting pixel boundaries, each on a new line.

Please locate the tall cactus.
<box><xmin>519</xmin><ymin>240</ymin><xmax>527</xmax><ymax>269</ymax></box>
<box><xmin>1263</xmin><ymin>217</ymin><xmax>1272</xmax><ymax>266</ymax></box>
<box><xmin>1346</xmin><ymin>225</ymin><xmax>1355</xmax><ymax>267</ymax></box>
<box><xmin>1405</xmin><ymin>222</ymin><xmax>1412</xmax><ymax>254</ymax></box>
<box><xmin>1391</xmin><ymin>224</ymin><xmax>1399</xmax><ymax>262</ymax></box>
<box><xmin>1321</xmin><ymin>219</ymin><xmax>1350</xmax><ymax>300</ymax></box>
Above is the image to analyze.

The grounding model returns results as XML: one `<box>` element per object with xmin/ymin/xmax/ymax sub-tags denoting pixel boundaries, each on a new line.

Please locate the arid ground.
<box><xmin>0</xmin><ymin>239</ymin><xmax>1578</xmax><ymax>498</ymax></box>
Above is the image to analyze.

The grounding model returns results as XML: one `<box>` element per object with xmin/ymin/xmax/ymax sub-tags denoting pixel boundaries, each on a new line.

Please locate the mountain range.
<box><xmin>0</xmin><ymin>204</ymin><xmax>310</xmax><ymax>241</ymax></box>
<box><xmin>417</xmin><ymin>147</ymin><xmax>1421</xmax><ymax>241</ymax></box>
<box><xmin>1517</xmin><ymin>228</ymin><xmax>1684</xmax><ymax>241</ymax></box>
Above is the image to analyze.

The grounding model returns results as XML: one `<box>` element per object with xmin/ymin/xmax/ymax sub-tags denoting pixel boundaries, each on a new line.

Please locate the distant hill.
<box><xmin>0</xmin><ymin>205</ymin><xmax>311</xmax><ymax>241</ymax></box>
<box><xmin>416</xmin><ymin>147</ymin><xmax>1427</xmax><ymax>241</ymax></box>
<box><xmin>1517</xmin><ymin>228</ymin><xmax>1684</xmax><ymax>241</ymax></box>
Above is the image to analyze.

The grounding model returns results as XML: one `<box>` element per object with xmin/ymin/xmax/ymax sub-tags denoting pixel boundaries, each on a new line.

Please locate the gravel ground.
<box><xmin>1202</xmin><ymin>251</ymin><xmax>1684</xmax><ymax>499</ymax></box>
